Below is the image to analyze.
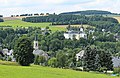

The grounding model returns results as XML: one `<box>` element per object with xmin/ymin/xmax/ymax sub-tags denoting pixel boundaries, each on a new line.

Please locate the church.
<box><xmin>33</xmin><ymin>33</ymin><xmax>49</xmax><ymax>60</ymax></box>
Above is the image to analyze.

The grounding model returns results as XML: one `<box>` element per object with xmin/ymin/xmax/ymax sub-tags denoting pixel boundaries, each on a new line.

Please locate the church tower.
<box><xmin>33</xmin><ymin>32</ymin><xmax>39</xmax><ymax>50</ymax></box>
<box><xmin>80</xmin><ymin>22</ymin><xmax>84</xmax><ymax>32</ymax></box>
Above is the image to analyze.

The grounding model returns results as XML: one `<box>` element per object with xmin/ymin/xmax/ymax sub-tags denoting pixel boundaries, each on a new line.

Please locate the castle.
<box><xmin>64</xmin><ymin>24</ymin><xmax>87</xmax><ymax>40</ymax></box>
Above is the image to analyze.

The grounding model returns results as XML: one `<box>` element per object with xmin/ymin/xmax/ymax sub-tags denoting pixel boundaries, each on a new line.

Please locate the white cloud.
<box><xmin>0</xmin><ymin>0</ymin><xmax>120</xmax><ymax>17</ymax></box>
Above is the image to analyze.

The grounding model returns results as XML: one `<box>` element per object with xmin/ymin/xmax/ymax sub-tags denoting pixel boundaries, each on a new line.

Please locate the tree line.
<box><xmin>22</xmin><ymin>15</ymin><xmax>118</xmax><ymax>24</ymax></box>
<box><xmin>60</xmin><ymin>10</ymin><xmax>113</xmax><ymax>15</ymax></box>
<box><xmin>22</xmin><ymin>15</ymin><xmax>120</xmax><ymax>33</ymax></box>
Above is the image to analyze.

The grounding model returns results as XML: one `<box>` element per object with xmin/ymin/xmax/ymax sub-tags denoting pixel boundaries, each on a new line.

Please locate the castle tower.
<box><xmin>80</xmin><ymin>22</ymin><xmax>84</xmax><ymax>32</ymax></box>
<box><xmin>33</xmin><ymin>32</ymin><xmax>39</xmax><ymax>50</ymax></box>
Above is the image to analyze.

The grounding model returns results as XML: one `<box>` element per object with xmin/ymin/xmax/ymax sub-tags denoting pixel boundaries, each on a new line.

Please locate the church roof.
<box><xmin>33</xmin><ymin>49</ymin><xmax>48</xmax><ymax>56</ymax></box>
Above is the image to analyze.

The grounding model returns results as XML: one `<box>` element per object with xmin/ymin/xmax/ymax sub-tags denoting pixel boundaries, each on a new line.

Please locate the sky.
<box><xmin>0</xmin><ymin>0</ymin><xmax>120</xmax><ymax>17</ymax></box>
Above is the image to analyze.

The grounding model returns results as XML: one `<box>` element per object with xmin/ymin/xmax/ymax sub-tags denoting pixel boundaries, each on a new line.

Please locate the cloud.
<box><xmin>0</xmin><ymin>0</ymin><xmax>120</xmax><ymax>17</ymax></box>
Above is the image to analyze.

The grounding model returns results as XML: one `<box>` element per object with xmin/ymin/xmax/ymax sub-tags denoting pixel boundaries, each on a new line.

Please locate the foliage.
<box><xmin>83</xmin><ymin>46</ymin><xmax>113</xmax><ymax>72</ymax></box>
<box><xmin>56</xmin><ymin>51</ymin><xmax>67</xmax><ymax>68</ymax></box>
<box><xmin>83</xmin><ymin>46</ymin><xmax>97</xmax><ymax>71</ymax></box>
<box><xmin>14</xmin><ymin>36</ymin><xmax>34</xmax><ymax>66</ymax></box>
<box><xmin>48</xmin><ymin>57</ymin><xmax>58</xmax><ymax>67</ymax></box>
<box><xmin>113</xmin><ymin>67</ymin><xmax>120</xmax><ymax>74</ymax></box>
<box><xmin>34</xmin><ymin>55</ymin><xmax>46</xmax><ymax>66</ymax></box>
<box><xmin>60</xmin><ymin>10</ymin><xmax>113</xmax><ymax>15</ymax></box>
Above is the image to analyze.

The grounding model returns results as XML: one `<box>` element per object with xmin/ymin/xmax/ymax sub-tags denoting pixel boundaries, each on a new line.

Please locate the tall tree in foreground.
<box><xmin>14</xmin><ymin>36</ymin><xmax>34</xmax><ymax>66</ymax></box>
<box><xmin>83</xmin><ymin>46</ymin><xmax>97</xmax><ymax>71</ymax></box>
<box><xmin>100</xmin><ymin>50</ymin><xmax>113</xmax><ymax>72</ymax></box>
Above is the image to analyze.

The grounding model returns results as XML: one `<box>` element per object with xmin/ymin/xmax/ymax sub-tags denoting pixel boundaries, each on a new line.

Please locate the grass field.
<box><xmin>113</xmin><ymin>16</ymin><xmax>120</xmax><ymax>23</ymax></box>
<box><xmin>0</xmin><ymin>17</ymin><xmax>94</xmax><ymax>31</ymax></box>
<box><xmin>0</xmin><ymin>19</ymin><xmax>66</xmax><ymax>31</ymax></box>
<box><xmin>0</xmin><ymin>65</ymin><xmax>118</xmax><ymax>78</ymax></box>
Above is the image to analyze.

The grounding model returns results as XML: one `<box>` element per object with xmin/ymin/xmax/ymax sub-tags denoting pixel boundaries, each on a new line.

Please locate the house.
<box><xmin>112</xmin><ymin>57</ymin><xmax>120</xmax><ymax>67</ymax></box>
<box><xmin>76</xmin><ymin>50</ymin><xmax>120</xmax><ymax>68</ymax></box>
<box><xmin>2</xmin><ymin>49</ymin><xmax>15</xmax><ymax>61</ymax></box>
<box><xmin>33</xmin><ymin>33</ymin><xmax>49</xmax><ymax>60</ymax></box>
<box><xmin>2</xmin><ymin>48</ymin><xmax>8</xmax><ymax>54</ymax></box>
<box><xmin>76</xmin><ymin>50</ymin><xmax>85</xmax><ymax>61</ymax></box>
<box><xmin>64</xmin><ymin>25</ymin><xmax>87</xmax><ymax>40</ymax></box>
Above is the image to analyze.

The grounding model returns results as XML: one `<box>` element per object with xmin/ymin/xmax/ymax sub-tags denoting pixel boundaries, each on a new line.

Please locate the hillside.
<box><xmin>60</xmin><ymin>10</ymin><xmax>114</xmax><ymax>15</ymax></box>
<box><xmin>113</xmin><ymin>17</ymin><xmax>120</xmax><ymax>23</ymax></box>
<box><xmin>0</xmin><ymin>19</ymin><xmax>66</xmax><ymax>31</ymax></box>
<box><xmin>0</xmin><ymin>65</ymin><xmax>117</xmax><ymax>78</ymax></box>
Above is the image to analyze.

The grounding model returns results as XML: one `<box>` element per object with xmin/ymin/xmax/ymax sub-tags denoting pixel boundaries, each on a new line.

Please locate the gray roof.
<box><xmin>112</xmin><ymin>57</ymin><xmax>120</xmax><ymax>67</ymax></box>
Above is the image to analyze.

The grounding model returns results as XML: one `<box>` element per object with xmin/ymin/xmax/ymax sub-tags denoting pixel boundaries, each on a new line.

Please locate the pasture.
<box><xmin>0</xmin><ymin>65</ymin><xmax>118</xmax><ymax>78</ymax></box>
<box><xmin>0</xmin><ymin>19</ymin><xmax>66</xmax><ymax>31</ymax></box>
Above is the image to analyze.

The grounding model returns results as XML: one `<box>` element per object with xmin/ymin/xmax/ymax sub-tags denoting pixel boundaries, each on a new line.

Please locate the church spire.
<box><xmin>34</xmin><ymin>31</ymin><xmax>39</xmax><ymax>50</ymax></box>
<box><xmin>35</xmin><ymin>31</ymin><xmax>38</xmax><ymax>41</ymax></box>
<box><xmin>79</xmin><ymin>22</ymin><xmax>84</xmax><ymax>32</ymax></box>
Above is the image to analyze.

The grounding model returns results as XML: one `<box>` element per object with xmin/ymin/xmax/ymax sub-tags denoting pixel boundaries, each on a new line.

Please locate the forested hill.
<box><xmin>60</xmin><ymin>10</ymin><xmax>114</xmax><ymax>15</ymax></box>
<box><xmin>0</xmin><ymin>18</ymin><xmax>4</xmax><ymax>22</ymax></box>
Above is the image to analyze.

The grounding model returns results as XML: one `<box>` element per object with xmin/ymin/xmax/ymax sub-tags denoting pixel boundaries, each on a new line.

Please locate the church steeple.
<box><xmin>80</xmin><ymin>22</ymin><xmax>84</xmax><ymax>32</ymax></box>
<box><xmin>35</xmin><ymin>31</ymin><xmax>38</xmax><ymax>41</ymax></box>
<box><xmin>33</xmin><ymin>31</ymin><xmax>39</xmax><ymax>50</ymax></box>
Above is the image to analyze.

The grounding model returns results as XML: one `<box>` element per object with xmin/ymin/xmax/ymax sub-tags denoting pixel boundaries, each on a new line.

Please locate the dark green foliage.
<box><xmin>14</xmin><ymin>37</ymin><xmax>34</xmax><ymax>66</ymax></box>
<box><xmin>94</xmin><ymin>54</ymin><xmax>101</xmax><ymax>71</ymax></box>
<box><xmin>22</xmin><ymin>14</ymin><xmax>118</xmax><ymax>26</ymax></box>
<box><xmin>83</xmin><ymin>46</ymin><xmax>97</xmax><ymax>71</ymax></box>
<box><xmin>0</xmin><ymin>18</ymin><xmax>4</xmax><ymax>22</ymax></box>
<box><xmin>56</xmin><ymin>51</ymin><xmax>67</xmax><ymax>68</ymax></box>
<box><xmin>60</xmin><ymin>10</ymin><xmax>112</xmax><ymax>15</ymax></box>
<box><xmin>0</xmin><ymin>15</ymin><xmax>3</xmax><ymax>17</ymax></box>
<box><xmin>83</xmin><ymin>46</ymin><xmax>113</xmax><ymax>71</ymax></box>
<box><xmin>99</xmin><ymin>50</ymin><xmax>113</xmax><ymax>71</ymax></box>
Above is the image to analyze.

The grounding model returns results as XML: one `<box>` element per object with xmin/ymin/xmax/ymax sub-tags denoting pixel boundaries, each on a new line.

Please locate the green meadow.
<box><xmin>0</xmin><ymin>65</ymin><xmax>118</xmax><ymax>78</ymax></box>
<box><xmin>0</xmin><ymin>19</ymin><xmax>66</xmax><ymax>31</ymax></box>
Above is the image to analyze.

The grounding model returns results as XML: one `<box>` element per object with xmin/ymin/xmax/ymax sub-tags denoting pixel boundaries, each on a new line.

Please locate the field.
<box><xmin>113</xmin><ymin>16</ymin><xmax>120</xmax><ymax>23</ymax></box>
<box><xmin>0</xmin><ymin>17</ymin><xmax>94</xmax><ymax>32</ymax></box>
<box><xmin>0</xmin><ymin>64</ymin><xmax>118</xmax><ymax>78</ymax></box>
<box><xmin>0</xmin><ymin>19</ymin><xmax>66</xmax><ymax>31</ymax></box>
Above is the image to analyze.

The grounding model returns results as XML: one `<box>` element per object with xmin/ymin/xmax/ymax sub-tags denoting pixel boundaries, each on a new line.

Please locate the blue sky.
<box><xmin>0</xmin><ymin>0</ymin><xmax>120</xmax><ymax>17</ymax></box>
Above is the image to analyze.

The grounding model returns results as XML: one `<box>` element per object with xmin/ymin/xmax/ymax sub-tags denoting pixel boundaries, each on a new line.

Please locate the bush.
<box><xmin>34</xmin><ymin>55</ymin><xmax>46</xmax><ymax>66</ymax></box>
<box><xmin>113</xmin><ymin>68</ymin><xmax>120</xmax><ymax>74</ymax></box>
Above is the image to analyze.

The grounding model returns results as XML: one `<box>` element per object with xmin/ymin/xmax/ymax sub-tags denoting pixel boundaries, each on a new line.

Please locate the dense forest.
<box><xmin>0</xmin><ymin>27</ymin><xmax>120</xmax><ymax>55</ymax></box>
<box><xmin>22</xmin><ymin>15</ymin><xmax>118</xmax><ymax>24</ymax></box>
<box><xmin>60</xmin><ymin>10</ymin><xmax>114</xmax><ymax>15</ymax></box>
<box><xmin>0</xmin><ymin>18</ymin><xmax>4</xmax><ymax>22</ymax></box>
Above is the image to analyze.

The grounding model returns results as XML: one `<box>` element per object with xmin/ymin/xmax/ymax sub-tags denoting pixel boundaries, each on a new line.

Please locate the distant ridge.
<box><xmin>60</xmin><ymin>10</ymin><xmax>114</xmax><ymax>15</ymax></box>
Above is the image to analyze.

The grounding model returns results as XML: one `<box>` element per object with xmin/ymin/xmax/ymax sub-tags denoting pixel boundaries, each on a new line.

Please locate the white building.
<box><xmin>76</xmin><ymin>50</ymin><xmax>85</xmax><ymax>61</ymax></box>
<box><xmin>64</xmin><ymin>27</ymin><xmax>87</xmax><ymax>40</ymax></box>
<box><xmin>2</xmin><ymin>49</ymin><xmax>15</xmax><ymax>61</ymax></box>
<box><xmin>2</xmin><ymin>48</ymin><xmax>8</xmax><ymax>54</ymax></box>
